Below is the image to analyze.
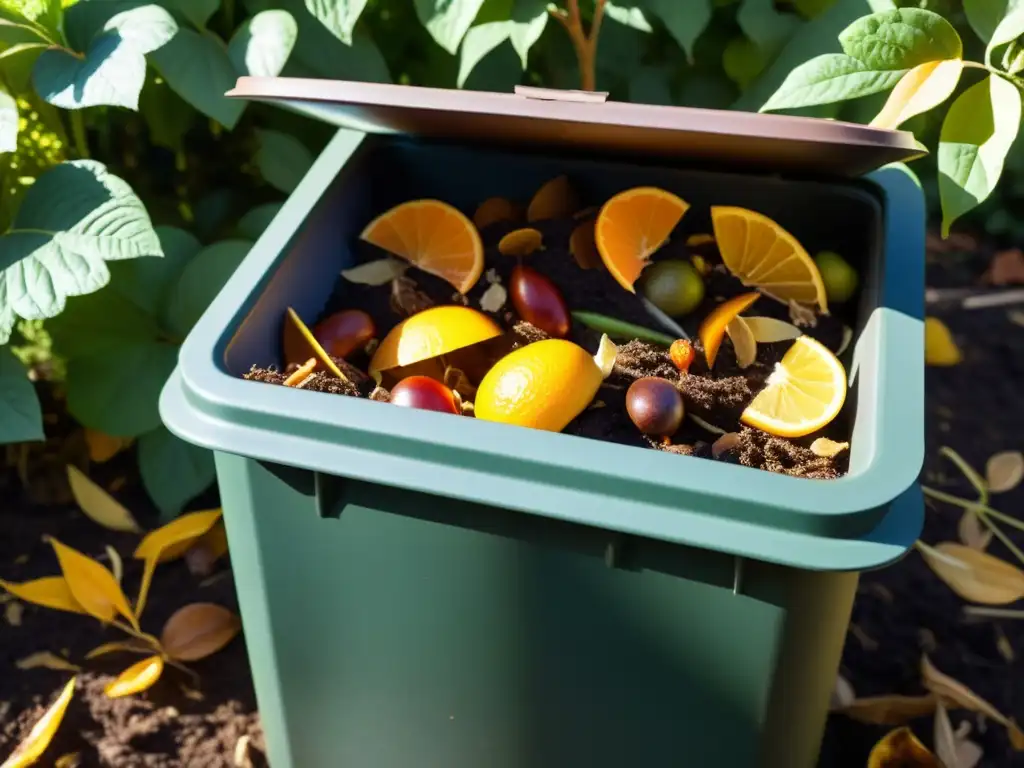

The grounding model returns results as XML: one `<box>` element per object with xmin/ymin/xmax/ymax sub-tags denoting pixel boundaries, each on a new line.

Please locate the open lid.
<box><xmin>227</xmin><ymin>77</ymin><xmax>925</xmax><ymax>178</ymax></box>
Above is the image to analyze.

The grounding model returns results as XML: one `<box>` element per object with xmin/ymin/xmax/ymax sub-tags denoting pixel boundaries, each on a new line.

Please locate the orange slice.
<box><xmin>711</xmin><ymin>206</ymin><xmax>828</xmax><ymax>312</ymax></box>
<box><xmin>282</xmin><ymin>307</ymin><xmax>349</xmax><ymax>381</ymax></box>
<box><xmin>369</xmin><ymin>306</ymin><xmax>502</xmax><ymax>378</ymax></box>
<box><xmin>527</xmin><ymin>175</ymin><xmax>580</xmax><ymax>222</ymax></box>
<box><xmin>698</xmin><ymin>291</ymin><xmax>760</xmax><ymax>368</ymax></box>
<box><xmin>740</xmin><ymin>336</ymin><xmax>847</xmax><ymax>438</ymax></box>
<box><xmin>498</xmin><ymin>228</ymin><xmax>543</xmax><ymax>257</ymax></box>
<box><xmin>595</xmin><ymin>187</ymin><xmax>690</xmax><ymax>293</ymax></box>
<box><xmin>360</xmin><ymin>199</ymin><xmax>484</xmax><ymax>294</ymax></box>
<box><xmin>474</xmin><ymin>197</ymin><xmax>521</xmax><ymax>229</ymax></box>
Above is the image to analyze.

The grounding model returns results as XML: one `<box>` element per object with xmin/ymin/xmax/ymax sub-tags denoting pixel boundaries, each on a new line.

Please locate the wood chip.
<box><xmin>985</xmin><ymin>451</ymin><xmax>1024</xmax><ymax>493</ymax></box>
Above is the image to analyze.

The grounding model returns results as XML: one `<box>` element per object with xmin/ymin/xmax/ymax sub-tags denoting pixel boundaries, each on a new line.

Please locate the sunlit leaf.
<box><xmin>921</xmin><ymin>655</ymin><xmax>1010</xmax><ymax>725</ymax></box>
<box><xmin>66</xmin><ymin>464</ymin><xmax>142</xmax><ymax>533</ymax></box>
<box><xmin>16</xmin><ymin>651</ymin><xmax>81</xmax><ymax>672</ymax></box>
<box><xmin>742</xmin><ymin>316</ymin><xmax>802</xmax><ymax>343</ymax></box>
<box><xmin>925</xmin><ymin>317</ymin><xmax>962</xmax><ymax>365</ymax></box>
<box><xmin>160</xmin><ymin>602</ymin><xmax>241</xmax><ymax>661</ymax></box>
<box><xmin>838</xmin><ymin>693</ymin><xmax>938</xmax><ymax>725</ymax></box>
<box><xmin>917</xmin><ymin>541</ymin><xmax>1024</xmax><ymax>604</ymax></box>
<box><xmin>49</xmin><ymin>537</ymin><xmax>137</xmax><ymax>628</ymax></box>
<box><xmin>867</xmin><ymin>726</ymin><xmax>941</xmax><ymax>768</ymax></box>
<box><xmin>0</xmin><ymin>576</ymin><xmax>87</xmax><ymax>615</ymax></box>
<box><xmin>986</xmin><ymin>450</ymin><xmax>1024</xmax><ymax>493</ymax></box>
<box><xmin>104</xmin><ymin>655</ymin><xmax>163</xmax><ymax>698</ymax></box>
<box><xmin>870</xmin><ymin>59</ymin><xmax>963</xmax><ymax>130</ymax></box>
<box><xmin>415</xmin><ymin>0</ymin><xmax>486</xmax><ymax>55</ymax></box>
<box><xmin>0</xmin><ymin>676</ymin><xmax>75</xmax><ymax>768</ymax></box>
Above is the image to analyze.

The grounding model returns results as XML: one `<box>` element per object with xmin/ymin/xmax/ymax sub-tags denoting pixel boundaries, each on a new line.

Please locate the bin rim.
<box><xmin>159</xmin><ymin>130</ymin><xmax>925</xmax><ymax>572</ymax></box>
<box><xmin>225</xmin><ymin>76</ymin><xmax>926</xmax><ymax>178</ymax></box>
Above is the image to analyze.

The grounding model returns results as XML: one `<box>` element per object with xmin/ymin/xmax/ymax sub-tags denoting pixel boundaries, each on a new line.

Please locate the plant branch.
<box><xmin>549</xmin><ymin>0</ymin><xmax>607</xmax><ymax>91</ymax></box>
<box><xmin>111</xmin><ymin>619</ymin><xmax>163</xmax><ymax>651</ymax></box>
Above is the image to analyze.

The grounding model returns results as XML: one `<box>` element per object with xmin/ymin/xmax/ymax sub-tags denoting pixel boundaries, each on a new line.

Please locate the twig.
<box><xmin>964</xmin><ymin>606</ymin><xmax>1024</xmax><ymax>620</ymax></box>
<box><xmin>926</xmin><ymin>286</ymin><xmax>1024</xmax><ymax>310</ymax></box>
<box><xmin>922</xmin><ymin>485</ymin><xmax>1024</xmax><ymax>567</ymax></box>
<box><xmin>548</xmin><ymin>0</ymin><xmax>607</xmax><ymax>91</ymax></box>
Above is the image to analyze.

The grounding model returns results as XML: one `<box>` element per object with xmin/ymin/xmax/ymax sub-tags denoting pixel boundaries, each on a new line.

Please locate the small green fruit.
<box><xmin>814</xmin><ymin>251</ymin><xmax>859</xmax><ymax>304</ymax></box>
<box><xmin>642</xmin><ymin>260</ymin><xmax>705</xmax><ymax>318</ymax></box>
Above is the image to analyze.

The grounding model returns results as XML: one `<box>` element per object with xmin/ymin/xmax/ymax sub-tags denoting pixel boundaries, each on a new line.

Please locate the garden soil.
<box><xmin>3</xmin><ymin>232</ymin><xmax>1024</xmax><ymax>766</ymax></box>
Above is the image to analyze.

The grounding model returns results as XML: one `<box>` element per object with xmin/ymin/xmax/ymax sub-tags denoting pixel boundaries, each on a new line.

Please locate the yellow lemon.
<box><xmin>369</xmin><ymin>306</ymin><xmax>502</xmax><ymax>377</ymax></box>
<box><xmin>475</xmin><ymin>336</ymin><xmax>617</xmax><ymax>432</ymax></box>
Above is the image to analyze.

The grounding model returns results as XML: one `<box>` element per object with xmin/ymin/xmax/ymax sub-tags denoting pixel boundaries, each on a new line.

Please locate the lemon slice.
<box><xmin>740</xmin><ymin>336</ymin><xmax>846</xmax><ymax>438</ymax></box>
<box><xmin>711</xmin><ymin>206</ymin><xmax>828</xmax><ymax>312</ymax></box>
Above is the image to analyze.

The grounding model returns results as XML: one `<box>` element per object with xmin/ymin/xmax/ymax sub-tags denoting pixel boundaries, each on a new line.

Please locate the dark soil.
<box><xmin>244</xmin><ymin>212</ymin><xmax>854</xmax><ymax>480</ymax></box>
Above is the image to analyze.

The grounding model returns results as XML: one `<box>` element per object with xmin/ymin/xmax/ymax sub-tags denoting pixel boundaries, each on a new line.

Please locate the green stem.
<box><xmin>922</xmin><ymin>486</ymin><xmax>1024</xmax><ymax>535</ymax></box>
<box><xmin>222</xmin><ymin>0</ymin><xmax>234</xmax><ymax>37</ymax></box>
<box><xmin>571</xmin><ymin>311</ymin><xmax>677</xmax><ymax>347</ymax></box>
<box><xmin>70</xmin><ymin>111</ymin><xmax>89</xmax><ymax>159</ymax></box>
<box><xmin>963</xmin><ymin>60</ymin><xmax>1024</xmax><ymax>89</ymax></box>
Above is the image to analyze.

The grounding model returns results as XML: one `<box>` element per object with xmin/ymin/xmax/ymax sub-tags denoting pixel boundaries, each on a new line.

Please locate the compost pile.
<box><xmin>244</xmin><ymin>175</ymin><xmax>857</xmax><ymax>479</ymax></box>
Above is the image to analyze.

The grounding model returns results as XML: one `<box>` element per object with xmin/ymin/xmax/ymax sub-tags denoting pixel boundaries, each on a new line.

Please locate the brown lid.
<box><xmin>227</xmin><ymin>77</ymin><xmax>925</xmax><ymax>177</ymax></box>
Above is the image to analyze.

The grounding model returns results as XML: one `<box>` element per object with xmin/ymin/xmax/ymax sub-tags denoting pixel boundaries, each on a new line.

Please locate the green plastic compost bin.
<box><xmin>160</xmin><ymin>78</ymin><xmax>927</xmax><ymax>768</ymax></box>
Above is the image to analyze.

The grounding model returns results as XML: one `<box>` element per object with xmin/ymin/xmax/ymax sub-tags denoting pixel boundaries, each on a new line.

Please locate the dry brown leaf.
<box><xmin>5</xmin><ymin>601</ymin><xmax>23</xmax><ymax>626</ymax></box>
<box><xmin>161</xmin><ymin>603</ymin><xmax>241</xmax><ymax>662</ymax></box>
<box><xmin>1</xmin><ymin>677</ymin><xmax>75</xmax><ymax>768</ymax></box>
<box><xmin>839</xmin><ymin>694</ymin><xmax>938</xmax><ymax>725</ymax></box>
<box><xmin>1009</xmin><ymin>719</ymin><xmax>1024</xmax><ymax>750</ymax></box>
<box><xmin>985</xmin><ymin>451</ymin><xmax>1024</xmax><ymax>494</ymax></box>
<box><xmin>478</xmin><ymin>282</ymin><xmax>507</xmax><ymax>313</ymax></box>
<box><xmin>725</xmin><ymin>317</ymin><xmax>756</xmax><ymax>368</ymax></box>
<box><xmin>917</xmin><ymin>541</ymin><xmax>1024</xmax><ymax>604</ymax></box>
<box><xmin>16</xmin><ymin>652</ymin><xmax>81</xmax><ymax>673</ymax></box>
<box><xmin>569</xmin><ymin>219</ymin><xmax>601</xmax><ymax>270</ymax></box>
<box><xmin>829</xmin><ymin>674</ymin><xmax>856</xmax><ymax>710</ymax></box>
<box><xmin>743</xmin><ymin>316</ymin><xmax>802</xmax><ymax>343</ymax></box>
<box><xmin>957</xmin><ymin>510</ymin><xmax>992</xmax><ymax>551</ymax></box>
<box><xmin>49</xmin><ymin>538</ymin><xmax>137</xmax><ymax>628</ymax></box>
<box><xmin>526</xmin><ymin>175</ymin><xmax>580</xmax><ymax>222</ymax></box>
<box><xmin>921</xmin><ymin>655</ymin><xmax>1008</xmax><ymax>726</ymax></box>
<box><xmin>104</xmin><ymin>655</ymin><xmax>164</xmax><ymax>698</ymax></box>
<box><xmin>104</xmin><ymin>546</ymin><xmax>122</xmax><ymax>584</ymax></box>
<box><xmin>984</xmin><ymin>248</ymin><xmax>1024</xmax><ymax>285</ymax></box>
<box><xmin>811</xmin><ymin>438</ymin><xmax>849</xmax><ymax>458</ymax></box>
<box><xmin>472</xmin><ymin>197</ymin><xmax>520</xmax><ymax>230</ymax></box>
<box><xmin>0</xmin><ymin>577</ymin><xmax>87</xmax><ymax>615</ymax></box>
<box><xmin>66</xmin><ymin>465</ymin><xmax>142</xmax><ymax>533</ymax></box>
<box><xmin>867</xmin><ymin>726</ymin><xmax>942</xmax><ymax>768</ymax></box>
<box><xmin>711</xmin><ymin>432</ymin><xmax>741</xmax><ymax>459</ymax></box>
<box><xmin>83</xmin><ymin>430</ymin><xmax>133</xmax><ymax>464</ymax></box>
<box><xmin>340</xmin><ymin>258</ymin><xmax>407</xmax><ymax>286</ymax></box>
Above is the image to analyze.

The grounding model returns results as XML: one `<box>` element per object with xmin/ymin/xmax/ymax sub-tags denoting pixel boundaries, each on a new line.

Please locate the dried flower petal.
<box><xmin>479</xmin><ymin>282</ymin><xmax>507</xmax><ymax>313</ymax></box>
<box><xmin>16</xmin><ymin>652</ymin><xmax>81</xmax><ymax>672</ymax></box>
<box><xmin>341</xmin><ymin>258</ymin><xmax>407</xmax><ymax>286</ymax></box>
<box><xmin>958</xmin><ymin>509</ymin><xmax>992</xmax><ymax>551</ymax></box>
<box><xmin>743</xmin><ymin>316</ymin><xmax>802</xmax><ymax>343</ymax></box>
<box><xmin>725</xmin><ymin>317</ymin><xmax>756</xmax><ymax>368</ymax></box>
<box><xmin>985</xmin><ymin>451</ymin><xmax>1024</xmax><ymax>494</ymax></box>
<box><xmin>811</xmin><ymin>438</ymin><xmax>849</xmax><ymax>458</ymax></box>
<box><xmin>917</xmin><ymin>541</ymin><xmax>1024</xmax><ymax>604</ymax></box>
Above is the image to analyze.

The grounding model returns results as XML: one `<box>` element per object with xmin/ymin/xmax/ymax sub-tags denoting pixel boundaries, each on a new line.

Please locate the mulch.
<box><xmin>2</xmin><ymin>230</ymin><xmax>1024</xmax><ymax>766</ymax></box>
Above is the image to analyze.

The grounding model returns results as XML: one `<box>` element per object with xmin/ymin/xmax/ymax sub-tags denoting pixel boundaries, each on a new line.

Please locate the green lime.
<box><xmin>641</xmin><ymin>260</ymin><xmax>706</xmax><ymax>318</ymax></box>
<box><xmin>814</xmin><ymin>251</ymin><xmax>859</xmax><ymax>304</ymax></box>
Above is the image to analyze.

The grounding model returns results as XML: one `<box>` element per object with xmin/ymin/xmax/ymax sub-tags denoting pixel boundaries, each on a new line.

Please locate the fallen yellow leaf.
<box><xmin>66</xmin><ymin>465</ymin><xmax>141</xmax><ymax>533</ymax></box>
<box><xmin>986</xmin><ymin>450</ymin><xmax>1024</xmax><ymax>494</ymax></box>
<box><xmin>921</xmin><ymin>655</ymin><xmax>1008</xmax><ymax>726</ymax></box>
<box><xmin>957</xmin><ymin>509</ymin><xmax>992</xmax><ymax>551</ymax></box>
<box><xmin>917</xmin><ymin>541</ymin><xmax>1024</xmax><ymax>604</ymax></box>
<box><xmin>16</xmin><ymin>652</ymin><xmax>81</xmax><ymax>673</ymax></box>
<box><xmin>925</xmin><ymin>317</ymin><xmax>962</xmax><ymax>366</ymax></box>
<box><xmin>871</xmin><ymin>59</ymin><xmax>964</xmax><ymax>130</ymax></box>
<box><xmin>867</xmin><ymin>726</ymin><xmax>941</xmax><ymax>768</ymax></box>
<box><xmin>838</xmin><ymin>693</ymin><xmax>938</xmax><ymax>725</ymax></box>
<box><xmin>161</xmin><ymin>603</ymin><xmax>241</xmax><ymax>662</ymax></box>
<box><xmin>104</xmin><ymin>546</ymin><xmax>122</xmax><ymax>584</ymax></box>
<box><xmin>132</xmin><ymin>509</ymin><xmax>222</xmax><ymax>620</ymax></box>
<box><xmin>5</xmin><ymin>601</ymin><xmax>23</xmax><ymax>626</ymax></box>
<box><xmin>0</xmin><ymin>677</ymin><xmax>75</xmax><ymax>768</ymax></box>
<box><xmin>197</xmin><ymin>520</ymin><xmax>228</xmax><ymax>562</ymax></box>
<box><xmin>83</xmin><ymin>429</ymin><xmax>133</xmax><ymax>464</ymax></box>
<box><xmin>0</xmin><ymin>577</ymin><xmax>87</xmax><ymax>615</ymax></box>
<box><xmin>104</xmin><ymin>655</ymin><xmax>164</xmax><ymax>698</ymax></box>
<box><xmin>742</xmin><ymin>316</ymin><xmax>802</xmax><ymax>343</ymax></box>
<box><xmin>49</xmin><ymin>538</ymin><xmax>138</xmax><ymax>629</ymax></box>
<box><xmin>86</xmin><ymin>640</ymin><xmax>156</xmax><ymax>660</ymax></box>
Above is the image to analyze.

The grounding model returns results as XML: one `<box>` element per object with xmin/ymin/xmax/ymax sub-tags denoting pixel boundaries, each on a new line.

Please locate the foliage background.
<box><xmin>0</xmin><ymin>0</ymin><xmax>1002</xmax><ymax>517</ymax></box>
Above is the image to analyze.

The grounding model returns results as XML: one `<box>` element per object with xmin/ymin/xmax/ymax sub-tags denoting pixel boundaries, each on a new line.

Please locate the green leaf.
<box><xmin>760</xmin><ymin>52</ymin><xmax>904</xmax><ymax>111</ymax></box>
<box><xmin>645</xmin><ymin>0</ymin><xmax>711</xmax><ymax>62</ymax></box>
<box><xmin>162</xmin><ymin>239</ymin><xmax>253</xmax><ymax>337</ymax></box>
<box><xmin>838</xmin><ymin>8</ymin><xmax>961</xmax><ymax>68</ymax></box>
<box><xmin>228</xmin><ymin>9</ymin><xmax>297</xmax><ymax>77</ymax></box>
<box><xmin>507</xmin><ymin>0</ymin><xmax>547</xmax><ymax>67</ymax></box>
<box><xmin>303</xmin><ymin>0</ymin><xmax>366</xmax><ymax>45</ymax></box>
<box><xmin>415</xmin><ymin>0</ymin><xmax>487</xmax><ymax>55</ymax></box>
<box><xmin>738</xmin><ymin>0</ymin><xmax>800</xmax><ymax>59</ymax></box>
<box><xmin>238</xmin><ymin>202</ymin><xmax>281</xmax><ymax>239</ymax></box>
<box><xmin>0</xmin><ymin>0</ymin><xmax>60</xmax><ymax>39</ymax></box>
<box><xmin>724</xmin><ymin>36</ymin><xmax>770</xmax><ymax>90</ymax></box>
<box><xmin>66</xmin><ymin>340</ymin><xmax>178</xmax><ymax>436</ymax></box>
<box><xmin>0</xmin><ymin>86</ymin><xmax>17</xmax><ymax>153</ymax></box>
<box><xmin>0</xmin><ymin>346</ymin><xmax>42</xmax><ymax>443</ymax></box>
<box><xmin>255</xmin><ymin>129</ymin><xmax>313</xmax><ymax>193</ymax></box>
<box><xmin>939</xmin><ymin>75</ymin><xmax>1021</xmax><ymax>236</ymax></box>
<box><xmin>138</xmin><ymin>74</ymin><xmax>194</xmax><ymax>150</ymax></box>
<box><xmin>119</xmin><ymin>225</ymin><xmax>200</xmax><ymax>317</ymax></box>
<box><xmin>138</xmin><ymin>426</ymin><xmax>215</xmax><ymax>519</ymax></box>
<box><xmin>986</xmin><ymin>3</ymin><xmax>1024</xmax><ymax>64</ymax></box>
<box><xmin>604</xmin><ymin>2</ymin><xmax>652</xmax><ymax>32</ymax></box>
<box><xmin>458</xmin><ymin>21</ymin><xmax>510</xmax><ymax>86</ymax></box>
<box><xmin>964</xmin><ymin>0</ymin><xmax>1012</xmax><ymax>44</ymax></box>
<box><xmin>163</xmin><ymin>0</ymin><xmax>220</xmax><ymax>28</ymax></box>
<box><xmin>34</xmin><ymin>5</ymin><xmax>177</xmax><ymax>110</ymax></box>
<box><xmin>457</xmin><ymin>0</ymin><xmax>546</xmax><ymax>83</ymax></box>
<box><xmin>46</xmin><ymin>280</ymin><xmax>161</xmax><ymax>359</ymax></box>
<box><xmin>149</xmin><ymin>28</ymin><xmax>242</xmax><ymax>128</ymax></box>
<box><xmin>628</xmin><ymin>65</ymin><xmax>674</xmax><ymax>104</ymax></box>
<box><xmin>0</xmin><ymin>160</ymin><xmax>163</xmax><ymax>345</ymax></box>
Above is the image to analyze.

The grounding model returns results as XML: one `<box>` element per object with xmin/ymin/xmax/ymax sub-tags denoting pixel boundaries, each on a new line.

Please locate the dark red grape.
<box><xmin>509</xmin><ymin>265</ymin><xmax>571</xmax><ymax>338</ymax></box>
<box><xmin>313</xmin><ymin>309</ymin><xmax>376</xmax><ymax>359</ymax></box>
<box><xmin>390</xmin><ymin>376</ymin><xmax>460</xmax><ymax>414</ymax></box>
<box><xmin>626</xmin><ymin>377</ymin><xmax>684</xmax><ymax>437</ymax></box>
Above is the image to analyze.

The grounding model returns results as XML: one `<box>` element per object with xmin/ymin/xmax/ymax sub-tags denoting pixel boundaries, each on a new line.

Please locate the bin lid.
<box><xmin>227</xmin><ymin>77</ymin><xmax>925</xmax><ymax>177</ymax></box>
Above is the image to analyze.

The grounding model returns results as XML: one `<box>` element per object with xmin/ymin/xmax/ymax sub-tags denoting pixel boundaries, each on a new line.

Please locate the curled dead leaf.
<box><xmin>49</xmin><ymin>538</ymin><xmax>137</xmax><ymax>628</ymax></box>
<box><xmin>0</xmin><ymin>577</ymin><xmax>87</xmax><ymax>615</ymax></box>
<box><xmin>867</xmin><ymin>726</ymin><xmax>941</xmax><ymax>768</ymax></box>
<box><xmin>161</xmin><ymin>603</ymin><xmax>241</xmax><ymax>662</ymax></box>
<box><xmin>916</xmin><ymin>541</ymin><xmax>1024</xmax><ymax>605</ymax></box>
<box><xmin>104</xmin><ymin>655</ymin><xmax>164</xmax><ymax>698</ymax></box>
<box><xmin>712</xmin><ymin>432</ymin><xmax>741</xmax><ymax>459</ymax></box>
<box><xmin>985</xmin><ymin>451</ymin><xmax>1024</xmax><ymax>494</ymax></box>
<box><xmin>839</xmin><ymin>694</ymin><xmax>938</xmax><ymax>725</ymax></box>
<box><xmin>478</xmin><ymin>282</ymin><xmax>507</xmax><ymax>313</ymax></box>
<box><xmin>925</xmin><ymin>317</ymin><xmax>962</xmax><ymax>366</ymax></box>
<box><xmin>725</xmin><ymin>317</ymin><xmax>756</xmax><ymax>368</ymax></box>
<box><xmin>957</xmin><ymin>509</ymin><xmax>992</xmax><ymax>551</ymax></box>
<box><xmin>811</xmin><ymin>438</ymin><xmax>849</xmax><ymax>458</ymax></box>
<box><xmin>921</xmin><ymin>655</ymin><xmax>1008</xmax><ymax>726</ymax></box>
<box><xmin>340</xmin><ymin>258</ymin><xmax>407</xmax><ymax>286</ymax></box>
<box><xmin>743</xmin><ymin>316</ymin><xmax>802</xmax><ymax>343</ymax></box>
<box><xmin>1</xmin><ymin>677</ymin><xmax>76</xmax><ymax>768</ymax></box>
<box><xmin>16</xmin><ymin>652</ymin><xmax>81</xmax><ymax>673</ymax></box>
<box><xmin>66</xmin><ymin>465</ymin><xmax>142</xmax><ymax>533</ymax></box>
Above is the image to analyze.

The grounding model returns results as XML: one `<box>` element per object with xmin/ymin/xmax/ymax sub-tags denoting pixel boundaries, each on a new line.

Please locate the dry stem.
<box><xmin>549</xmin><ymin>0</ymin><xmax>607</xmax><ymax>91</ymax></box>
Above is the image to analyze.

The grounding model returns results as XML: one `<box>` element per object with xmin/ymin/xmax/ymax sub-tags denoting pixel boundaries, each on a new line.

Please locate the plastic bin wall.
<box><xmin>161</xmin><ymin>128</ymin><xmax>926</xmax><ymax>768</ymax></box>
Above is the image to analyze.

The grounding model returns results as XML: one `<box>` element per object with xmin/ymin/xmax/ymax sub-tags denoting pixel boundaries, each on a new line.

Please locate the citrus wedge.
<box><xmin>369</xmin><ymin>306</ymin><xmax>502</xmax><ymax>378</ymax></box>
<box><xmin>740</xmin><ymin>335</ymin><xmax>847</xmax><ymax>438</ymax></box>
<box><xmin>595</xmin><ymin>187</ymin><xmax>690</xmax><ymax>292</ymax></box>
<box><xmin>360</xmin><ymin>199</ymin><xmax>484</xmax><ymax>294</ymax></box>
<box><xmin>711</xmin><ymin>206</ymin><xmax>828</xmax><ymax>312</ymax></box>
<box><xmin>698</xmin><ymin>291</ymin><xmax>760</xmax><ymax>368</ymax></box>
